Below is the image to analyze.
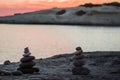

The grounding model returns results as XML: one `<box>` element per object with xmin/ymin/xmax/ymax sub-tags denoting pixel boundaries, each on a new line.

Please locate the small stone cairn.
<box><xmin>17</xmin><ymin>47</ymin><xmax>39</xmax><ymax>74</ymax></box>
<box><xmin>72</xmin><ymin>47</ymin><xmax>90</xmax><ymax>75</ymax></box>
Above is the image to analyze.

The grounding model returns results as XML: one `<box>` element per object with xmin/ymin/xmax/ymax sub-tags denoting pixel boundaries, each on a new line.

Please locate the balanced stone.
<box><xmin>17</xmin><ymin>47</ymin><xmax>39</xmax><ymax>74</ymax></box>
<box><xmin>20</xmin><ymin>56</ymin><xmax>35</xmax><ymax>62</ymax></box>
<box><xmin>75</xmin><ymin>47</ymin><xmax>83</xmax><ymax>54</ymax></box>
<box><xmin>19</xmin><ymin>61</ymin><xmax>36</xmax><ymax>68</ymax></box>
<box><xmin>23</xmin><ymin>53</ymin><xmax>31</xmax><ymax>57</ymax></box>
<box><xmin>73</xmin><ymin>55</ymin><xmax>84</xmax><ymax>60</ymax></box>
<box><xmin>23</xmin><ymin>47</ymin><xmax>31</xmax><ymax>57</ymax></box>
<box><xmin>73</xmin><ymin>60</ymin><xmax>85</xmax><ymax>67</ymax></box>
<box><xmin>24</xmin><ymin>47</ymin><xmax>30</xmax><ymax>53</ymax></box>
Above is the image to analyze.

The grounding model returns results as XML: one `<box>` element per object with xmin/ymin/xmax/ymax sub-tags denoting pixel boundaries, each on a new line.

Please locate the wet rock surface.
<box><xmin>72</xmin><ymin>67</ymin><xmax>90</xmax><ymax>75</ymax></box>
<box><xmin>0</xmin><ymin>51</ymin><xmax>120</xmax><ymax>80</ymax></box>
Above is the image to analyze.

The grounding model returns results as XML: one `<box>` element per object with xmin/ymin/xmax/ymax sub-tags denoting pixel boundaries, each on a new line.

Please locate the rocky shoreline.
<box><xmin>0</xmin><ymin>51</ymin><xmax>120</xmax><ymax>80</ymax></box>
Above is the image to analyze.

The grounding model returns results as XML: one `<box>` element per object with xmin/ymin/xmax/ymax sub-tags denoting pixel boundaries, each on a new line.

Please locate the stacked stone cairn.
<box><xmin>17</xmin><ymin>47</ymin><xmax>39</xmax><ymax>74</ymax></box>
<box><xmin>72</xmin><ymin>47</ymin><xmax>90</xmax><ymax>75</ymax></box>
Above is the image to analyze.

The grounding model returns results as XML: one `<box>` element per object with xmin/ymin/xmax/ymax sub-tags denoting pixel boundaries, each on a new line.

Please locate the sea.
<box><xmin>0</xmin><ymin>24</ymin><xmax>120</xmax><ymax>63</ymax></box>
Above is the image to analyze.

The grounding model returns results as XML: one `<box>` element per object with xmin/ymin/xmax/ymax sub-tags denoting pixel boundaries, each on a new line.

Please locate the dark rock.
<box><xmin>89</xmin><ymin>63</ymin><xmax>97</xmax><ymax>66</ymax></box>
<box><xmin>73</xmin><ymin>60</ymin><xmax>85</xmax><ymax>67</ymax></box>
<box><xmin>12</xmin><ymin>71</ymin><xmax>22</xmax><ymax>76</ymax></box>
<box><xmin>2</xmin><ymin>72</ymin><xmax>11</xmax><ymax>76</ymax></box>
<box><xmin>0</xmin><ymin>71</ymin><xmax>1</xmax><ymax>75</ymax></box>
<box><xmin>19</xmin><ymin>61</ymin><xmax>35</xmax><ymax>68</ymax></box>
<box><xmin>17</xmin><ymin>68</ymin><xmax>33</xmax><ymax>74</ymax></box>
<box><xmin>3</xmin><ymin>60</ymin><xmax>11</xmax><ymax>65</ymax></box>
<box><xmin>17</xmin><ymin>68</ymin><xmax>39</xmax><ymax>74</ymax></box>
<box><xmin>72</xmin><ymin>67</ymin><xmax>90</xmax><ymax>75</ymax></box>
<box><xmin>0</xmin><ymin>70</ymin><xmax>11</xmax><ymax>76</ymax></box>
<box><xmin>33</xmin><ymin>67</ymin><xmax>39</xmax><ymax>73</ymax></box>
<box><xmin>29</xmin><ymin>77</ymin><xmax>40</xmax><ymax>80</ymax></box>
<box><xmin>20</xmin><ymin>56</ymin><xmax>35</xmax><ymax>62</ymax></box>
<box><xmin>111</xmin><ymin>58</ymin><xmax>120</xmax><ymax>65</ymax></box>
<box><xmin>29</xmin><ymin>75</ymin><xmax>63</xmax><ymax>80</ymax></box>
<box><xmin>110</xmin><ymin>69</ymin><xmax>120</xmax><ymax>74</ymax></box>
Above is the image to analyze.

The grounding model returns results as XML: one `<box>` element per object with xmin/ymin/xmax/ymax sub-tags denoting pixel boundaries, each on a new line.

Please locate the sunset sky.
<box><xmin>0</xmin><ymin>0</ymin><xmax>119</xmax><ymax>16</ymax></box>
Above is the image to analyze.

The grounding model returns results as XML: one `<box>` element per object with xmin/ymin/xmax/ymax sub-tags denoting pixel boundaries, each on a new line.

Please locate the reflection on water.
<box><xmin>0</xmin><ymin>24</ymin><xmax>120</xmax><ymax>63</ymax></box>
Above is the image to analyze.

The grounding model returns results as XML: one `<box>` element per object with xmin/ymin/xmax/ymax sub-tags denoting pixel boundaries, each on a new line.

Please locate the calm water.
<box><xmin>0</xmin><ymin>24</ymin><xmax>120</xmax><ymax>63</ymax></box>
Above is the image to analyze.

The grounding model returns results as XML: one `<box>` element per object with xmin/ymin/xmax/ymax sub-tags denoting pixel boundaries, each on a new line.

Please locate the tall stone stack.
<box><xmin>17</xmin><ymin>47</ymin><xmax>39</xmax><ymax>74</ymax></box>
<box><xmin>72</xmin><ymin>47</ymin><xmax>90</xmax><ymax>75</ymax></box>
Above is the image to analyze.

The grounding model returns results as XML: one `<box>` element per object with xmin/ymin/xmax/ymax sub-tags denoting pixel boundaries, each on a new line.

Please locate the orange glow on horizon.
<box><xmin>0</xmin><ymin>0</ymin><xmax>120</xmax><ymax>16</ymax></box>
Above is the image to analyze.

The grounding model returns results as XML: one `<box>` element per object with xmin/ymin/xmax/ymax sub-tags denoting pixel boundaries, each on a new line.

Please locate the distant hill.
<box><xmin>0</xmin><ymin>2</ymin><xmax>120</xmax><ymax>26</ymax></box>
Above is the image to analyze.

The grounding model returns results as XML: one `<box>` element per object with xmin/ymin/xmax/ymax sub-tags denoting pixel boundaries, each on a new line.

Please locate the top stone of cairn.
<box><xmin>23</xmin><ymin>47</ymin><xmax>31</xmax><ymax>57</ymax></box>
